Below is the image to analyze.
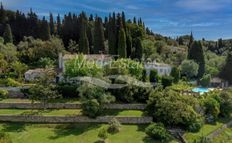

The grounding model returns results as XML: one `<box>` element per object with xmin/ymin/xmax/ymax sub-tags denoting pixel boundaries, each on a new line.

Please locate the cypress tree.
<box><xmin>0</xmin><ymin>3</ymin><xmax>6</xmax><ymax>24</ymax></box>
<box><xmin>79</xmin><ymin>17</ymin><xmax>89</xmax><ymax>54</ymax></box>
<box><xmin>108</xmin><ymin>14</ymin><xmax>117</xmax><ymax>55</ymax></box>
<box><xmin>126</xmin><ymin>30</ymin><xmax>132</xmax><ymax>58</ymax></box>
<box><xmin>188</xmin><ymin>41</ymin><xmax>205</xmax><ymax>78</ymax></box>
<box><xmin>3</xmin><ymin>24</ymin><xmax>13</xmax><ymax>44</ymax></box>
<box><xmin>39</xmin><ymin>17</ymin><xmax>51</xmax><ymax>40</ymax></box>
<box><xmin>56</xmin><ymin>14</ymin><xmax>62</xmax><ymax>35</ymax></box>
<box><xmin>118</xmin><ymin>27</ymin><xmax>127</xmax><ymax>58</ymax></box>
<box><xmin>134</xmin><ymin>38</ymin><xmax>143</xmax><ymax>60</ymax></box>
<box><xmin>122</xmin><ymin>11</ymin><xmax>126</xmax><ymax>31</ymax></box>
<box><xmin>220</xmin><ymin>51</ymin><xmax>232</xmax><ymax>83</ymax></box>
<box><xmin>94</xmin><ymin>16</ymin><xmax>105</xmax><ymax>54</ymax></box>
<box><xmin>49</xmin><ymin>13</ymin><xmax>55</xmax><ymax>35</ymax></box>
<box><xmin>188</xmin><ymin>32</ymin><xmax>194</xmax><ymax>58</ymax></box>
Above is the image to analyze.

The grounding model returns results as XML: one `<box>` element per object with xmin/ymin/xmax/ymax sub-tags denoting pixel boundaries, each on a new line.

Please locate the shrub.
<box><xmin>200</xmin><ymin>74</ymin><xmax>211</xmax><ymax>87</ymax></box>
<box><xmin>98</xmin><ymin>127</ymin><xmax>108</xmax><ymax>143</ymax></box>
<box><xmin>82</xmin><ymin>99</ymin><xmax>101</xmax><ymax>118</ymax></box>
<box><xmin>180</xmin><ymin>60</ymin><xmax>199</xmax><ymax>79</ymax></box>
<box><xmin>5</xmin><ymin>78</ymin><xmax>21</xmax><ymax>87</ymax></box>
<box><xmin>218</xmin><ymin>89</ymin><xmax>232</xmax><ymax>117</ymax></box>
<box><xmin>57</xmin><ymin>83</ymin><xmax>79</xmax><ymax>98</ymax></box>
<box><xmin>149</xmin><ymin>69</ymin><xmax>158</xmax><ymax>83</ymax></box>
<box><xmin>145</xmin><ymin>123</ymin><xmax>172</xmax><ymax>142</ymax></box>
<box><xmin>161</xmin><ymin>76</ymin><xmax>173</xmax><ymax>88</ymax></box>
<box><xmin>0</xmin><ymin>89</ymin><xmax>8</xmax><ymax>99</ymax></box>
<box><xmin>0</xmin><ymin>132</ymin><xmax>12</xmax><ymax>143</ymax></box>
<box><xmin>204</xmin><ymin>97</ymin><xmax>220</xmax><ymax>121</ymax></box>
<box><xmin>104</xmin><ymin>59</ymin><xmax>144</xmax><ymax>80</ymax></box>
<box><xmin>108</xmin><ymin>118</ymin><xmax>121</xmax><ymax>133</ymax></box>
<box><xmin>170</xmin><ymin>67</ymin><xmax>180</xmax><ymax>83</ymax></box>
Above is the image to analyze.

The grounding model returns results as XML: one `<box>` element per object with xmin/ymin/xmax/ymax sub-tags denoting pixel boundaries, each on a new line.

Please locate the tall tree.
<box><xmin>108</xmin><ymin>14</ymin><xmax>117</xmax><ymax>55</ymax></box>
<box><xmin>220</xmin><ymin>51</ymin><xmax>232</xmax><ymax>84</ymax></box>
<box><xmin>188</xmin><ymin>31</ymin><xmax>194</xmax><ymax>57</ymax></box>
<box><xmin>188</xmin><ymin>41</ymin><xmax>205</xmax><ymax>78</ymax></box>
<box><xmin>134</xmin><ymin>38</ymin><xmax>143</xmax><ymax>60</ymax></box>
<box><xmin>0</xmin><ymin>2</ymin><xmax>6</xmax><ymax>24</ymax></box>
<box><xmin>126</xmin><ymin>30</ymin><xmax>132</xmax><ymax>58</ymax></box>
<box><xmin>3</xmin><ymin>24</ymin><xmax>13</xmax><ymax>44</ymax></box>
<box><xmin>94</xmin><ymin>16</ymin><xmax>105</xmax><ymax>54</ymax></box>
<box><xmin>56</xmin><ymin>14</ymin><xmax>62</xmax><ymax>35</ymax></box>
<box><xmin>79</xmin><ymin>15</ymin><xmax>89</xmax><ymax>54</ymax></box>
<box><xmin>49</xmin><ymin>13</ymin><xmax>55</xmax><ymax>35</ymax></box>
<box><xmin>39</xmin><ymin>17</ymin><xmax>51</xmax><ymax>40</ymax></box>
<box><xmin>118</xmin><ymin>27</ymin><xmax>127</xmax><ymax>58</ymax></box>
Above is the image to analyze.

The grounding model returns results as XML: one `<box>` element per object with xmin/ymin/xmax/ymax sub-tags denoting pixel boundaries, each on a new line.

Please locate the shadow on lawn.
<box><xmin>49</xmin><ymin>123</ymin><xmax>101</xmax><ymax>140</ymax></box>
<box><xmin>1</xmin><ymin>123</ymin><xmax>26</xmax><ymax>132</ymax></box>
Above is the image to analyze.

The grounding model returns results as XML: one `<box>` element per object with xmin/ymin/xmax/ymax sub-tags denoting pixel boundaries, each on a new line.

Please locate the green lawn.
<box><xmin>0</xmin><ymin>109</ymin><xmax>144</xmax><ymax>117</ymax></box>
<box><xmin>184</xmin><ymin>117</ymin><xmax>232</xmax><ymax>143</ymax></box>
<box><xmin>0</xmin><ymin>98</ymin><xmax>81</xmax><ymax>103</ymax></box>
<box><xmin>213</xmin><ymin>126</ymin><xmax>232</xmax><ymax>143</ymax></box>
<box><xmin>0</xmin><ymin>123</ymin><xmax>178</xmax><ymax>143</ymax></box>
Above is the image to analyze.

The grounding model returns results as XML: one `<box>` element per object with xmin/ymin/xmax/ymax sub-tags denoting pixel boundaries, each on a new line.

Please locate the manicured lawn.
<box><xmin>213</xmin><ymin>126</ymin><xmax>232</xmax><ymax>143</ymax></box>
<box><xmin>0</xmin><ymin>123</ymin><xmax>178</xmax><ymax>143</ymax></box>
<box><xmin>184</xmin><ymin>117</ymin><xmax>232</xmax><ymax>143</ymax></box>
<box><xmin>0</xmin><ymin>109</ymin><xmax>144</xmax><ymax>117</ymax></box>
<box><xmin>0</xmin><ymin>98</ymin><xmax>81</xmax><ymax>103</ymax></box>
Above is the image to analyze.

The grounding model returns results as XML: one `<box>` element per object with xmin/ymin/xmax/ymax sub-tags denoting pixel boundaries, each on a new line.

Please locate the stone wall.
<box><xmin>0</xmin><ymin>103</ymin><xmax>146</xmax><ymax>110</ymax></box>
<box><xmin>0</xmin><ymin>115</ymin><xmax>152</xmax><ymax>124</ymax></box>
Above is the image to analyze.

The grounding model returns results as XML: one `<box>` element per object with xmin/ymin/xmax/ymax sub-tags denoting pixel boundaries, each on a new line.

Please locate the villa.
<box><xmin>144</xmin><ymin>61</ymin><xmax>172</xmax><ymax>76</ymax></box>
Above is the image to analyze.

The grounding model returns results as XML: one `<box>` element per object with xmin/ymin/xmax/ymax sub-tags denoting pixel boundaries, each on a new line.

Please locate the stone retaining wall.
<box><xmin>0</xmin><ymin>115</ymin><xmax>152</xmax><ymax>124</ymax></box>
<box><xmin>0</xmin><ymin>103</ymin><xmax>146</xmax><ymax>110</ymax></box>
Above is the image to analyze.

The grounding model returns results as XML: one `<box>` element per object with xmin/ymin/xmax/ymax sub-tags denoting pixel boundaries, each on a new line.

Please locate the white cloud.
<box><xmin>176</xmin><ymin>0</ymin><xmax>232</xmax><ymax>11</ymax></box>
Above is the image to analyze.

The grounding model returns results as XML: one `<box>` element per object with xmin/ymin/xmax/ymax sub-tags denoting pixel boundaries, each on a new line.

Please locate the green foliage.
<box><xmin>141</xmin><ymin>69</ymin><xmax>147</xmax><ymax>82</ymax></box>
<box><xmin>146</xmin><ymin>89</ymin><xmax>203</xmax><ymax>131</ymax></box>
<box><xmin>133</xmin><ymin>38</ymin><xmax>143</xmax><ymax>60</ymax></box>
<box><xmin>82</xmin><ymin>99</ymin><xmax>101</xmax><ymax>118</ymax></box>
<box><xmin>65</xmin><ymin>54</ymin><xmax>103</xmax><ymax>78</ymax></box>
<box><xmin>29</xmin><ymin>84</ymin><xmax>61</xmax><ymax>106</ymax></box>
<box><xmin>108</xmin><ymin>118</ymin><xmax>122</xmax><ymax>133</ymax></box>
<box><xmin>149</xmin><ymin>69</ymin><xmax>159</xmax><ymax>83</ymax></box>
<box><xmin>199</xmin><ymin>74</ymin><xmax>211</xmax><ymax>87</ymax></box>
<box><xmin>79</xmin><ymin>17</ymin><xmax>89</xmax><ymax>54</ymax></box>
<box><xmin>11</xmin><ymin>61</ymin><xmax>28</xmax><ymax>79</ymax></box>
<box><xmin>218</xmin><ymin>89</ymin><xmax>232</xmax><ymax>117</ymax></box>
<box><xmin>109</xmin><ymin>76</ymin><xmax>152</xmax><ymax>103</ymax></box>
<box><xmin>155</xmin><ymin>41</ymin><xmax>166</xmax><ymax>54</ymax></box>
<box><xmin>38</xmin><ymin>57</ymin><xmax>55</xmax><ymax>68</ymax></box>
<box><xmin>0</xmin><ymin>89</ymin><xmax>8</xmax><ymax>99</ymax></box>
<box><xmin>0</xmin><ymin>43</ymin><xmax>17</xmax><ymax>63</ymax></box>
<box><xmin>57</xmin><ymin>83</ymin><xmax>79</xmax><ymax>98</ymax></box>
<box><xmin>3</xmin><ymin>24</ymin><xmax>13</xmax><ymax>44</ymax></box>
<box><xmin>220</xmin><ymin>51</ymin><xmax>232</xmax><ymax>83</ymax></box>
<box><xmin>193</xmin><ymin>136</ymin><xmax>212</xmax><ymax>143</ymax></box>
<box><xmin>0</xmin><ymin>132</ymin><xmax>12</xmax><ymax>143</ymax></box>
<box><xmin>94</xmin><ymin>17</ymin><xmax>105</xmax><ymax>54</ymax></box>
<box><xmin>170</xmin><ymin>67</ymin><xmax>180</xmax><ymax>83</ymax></box>
<box><xmin>180</xmin><ymin>60</ymin><xmax>199</xmax><ymax>79</ymax></box>
<box><xmin>161</xmin><ymin>76</ymin><xmax>173</xmax><ymax>88</ymax></box>
<box><xmin>79</xmin><ymin>83</ymin><xmax>115</xmax><ymax>117</ymax></box>
<box><xmin>118</xmin><ymin>28</ymin><xmax>127</xmax><ymax>58</ymax></box>
<box><xmin>188</xmin><ymin>41</ymin><xmax>205</xmax><ymax>78</ymax></box>
<box><xmin>4</xmin><ymin>78</ymin><xmax>21</xmax><ymax>87</ymax></box>
<box><xmin>98</xmin><ymin>127</ymin><xmax>108</xmax><ymax>143</ymax></box>
<box><xmin>145</xmin><ymin>123</ymin><xmax>172</xmax><ymax>142</ymax></box>
<box><xmin>203</xmin><ymin>96</ymin><xmax>220</xmax><ymax>121</ymax></box>
<box><xmin>105</xmin><ymin>59</ymin><xmax>143</xmax><ymax>80</ymax></box>
<box><xmin>17</xmin><ymin>37</ymin><xmax>64</xmax><ymax>64</ymax></box>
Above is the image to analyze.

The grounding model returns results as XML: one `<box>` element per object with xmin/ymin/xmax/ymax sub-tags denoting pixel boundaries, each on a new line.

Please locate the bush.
<box><xmin>98</xmin><ymin>127</ymin><xmax>108</xmax><ymax>143</ymax></box>
<box><xmin>170</xmin><ymin>67</ymin><xmax>180</xmax><ymax>83</ymax></box>
<box><xmin>200</xmin><ymin>74</ymin><xmax>211</xmax><ymax>87</ymax></box>
<box><xmin>57</xmin><ymin>83</ymin><xmax>79</xmax><ymax>98</ymax></box>
<box><xmin>0</xmin><ymin>89</ymin><xmax>8</xmax><ymax>99</ymax></box>
<box><xmin>0</xmin><ymin>132</ymin><xmax>12</xmax><ymax>143</ymax></box>
<box><xmin>149</xmin><ymin>69</ymin><xmax>158</xmax><ymax>83</ymax></box>
<box><xmin>161</xmin><ymin>76</ymin><xmax>173</xmax><ymax>88</ymax></box>
<box><xmin>108</xmin><ymin>118</ymin><xmax>121</xmax><ymax>133</ymax></box>
<box><xmin>5</xmin><ymin>78</ymin><xmax>21</xmax><ymax>87</ymax></box>
<box><xmin>204</xmin><ymin>97</ymin><xmax>220</xmax><ymax>121</ymax></box>
<box><xmin>145</xmin><ymin>123</ymin><xmax>172</xmax><ymax>142</ymax></box>
<box><xmin>218</xmin><ymin>89</ymin><xmax>232</xmax><ymax>117</ymax></box>
<box><xmin>82</xmin><ymin>99</ymin><xmax>101</xmax><ymax>118</ymax></box>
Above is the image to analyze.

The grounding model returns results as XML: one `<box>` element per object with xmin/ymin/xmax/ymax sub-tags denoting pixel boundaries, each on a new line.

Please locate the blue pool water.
<box><xmin>192</xmin><ymin>87</ymin><xmax>209</xmax><ymax>94</ymax></box>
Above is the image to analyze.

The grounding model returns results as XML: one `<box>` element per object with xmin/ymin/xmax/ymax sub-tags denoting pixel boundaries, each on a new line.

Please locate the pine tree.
<box><xmin>94</xmin><ymin>16</ymin><xmax>105</xmax><ymax>54</ymax></box>
<box><xmin>188</xmin><ymin>41</ymin><xmax>205</xmax><ymax>78</ymax></box>
<box><xmin>118</xmin><ymin>27</ymin><xmax>127</xmax><ymax>58</ymax></box>
<box><xmin>3</xmin><ymin>24</ymin><xmax>13</xmax><ymax>43</ymax></box>
<box><xmin>220</xmin><ymin>51</ymin><xmax>232</xmax><ymax>83</ymax></box>
<box><xmin>49</xmin><ymin>13</ymin><xmax>55</xmax><ymax>35</ymax></box>
<box><xmin>79</xmin><ymin>17</ymin><xmax>89</xmax><ymax>54</ymax></box>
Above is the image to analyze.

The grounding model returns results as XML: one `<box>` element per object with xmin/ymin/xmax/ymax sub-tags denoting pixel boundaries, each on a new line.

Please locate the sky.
<box><xmin>1</xmin><ymin>0</ymin><xmax>232</xmax><ymax>40</ymax></box>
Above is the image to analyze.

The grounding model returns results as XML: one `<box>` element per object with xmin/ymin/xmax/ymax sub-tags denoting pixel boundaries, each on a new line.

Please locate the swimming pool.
<box><xmin>192</xmin><ymin>87</ymin><xmax>209</xmax><ymax>94</ymax></box>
